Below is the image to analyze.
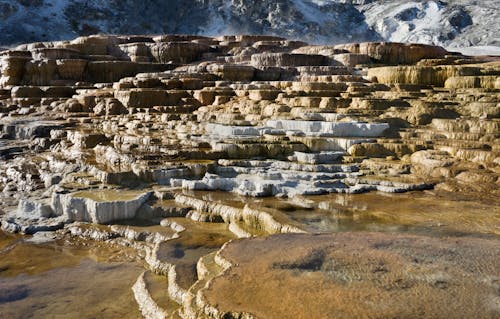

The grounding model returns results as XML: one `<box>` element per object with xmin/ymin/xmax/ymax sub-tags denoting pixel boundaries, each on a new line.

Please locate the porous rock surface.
<box><xmin>190</xmin><ymin>232</ymin><xmax>500</xmax><ymax>319</ymax></box>
<box><xmin>0</xmin><ymin>33</ymin><xmax>498</xmax><ymax>227</ymax></box>
<box><xmin>0</xmin><ymin>33</ymin><xmax>499</xmax><ymax>319</ymax></box>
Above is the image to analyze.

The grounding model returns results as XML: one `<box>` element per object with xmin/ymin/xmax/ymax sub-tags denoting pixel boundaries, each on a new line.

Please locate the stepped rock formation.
<box><xmin>0</xmin><ymin>34</ymin><xmax>499</xmax><ymax>318</ymax></box>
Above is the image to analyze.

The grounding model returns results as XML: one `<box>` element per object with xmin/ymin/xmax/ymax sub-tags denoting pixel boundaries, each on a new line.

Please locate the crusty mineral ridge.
<box><xmin>0</xmin><ymin>34</ymin><xmax>499</xmax><ymax>232</ymax></box>
<box><xmin>0</xmin><ymin>34</ymin><xmax>499</xmax><ymax>319</ymax></box>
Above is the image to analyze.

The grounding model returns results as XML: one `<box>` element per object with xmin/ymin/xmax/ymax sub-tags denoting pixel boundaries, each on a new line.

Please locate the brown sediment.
<box><xmin>200</xmin><ymin>232</ymin><xmax>500</xmax><ymax>319</ymax></box>
<box><xmin>286</xmin><ymin>191</ymin><xmax>500</xmax><ymax>236</ymax></box>
<box><xmin>72</xmin><ymin>189</ymin><xmax>148</xmax><ymax>202</ymax></box>
<box><xmin>0</xmin><ymin>232</ymin><xmax>143</xmax><ymax>318</ymax></box>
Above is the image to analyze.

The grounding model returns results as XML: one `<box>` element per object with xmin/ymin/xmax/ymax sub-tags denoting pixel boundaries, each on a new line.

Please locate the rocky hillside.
<box><xmin>0</xmin><ymin>33</ymin><xmax>499</xmax><ymax>317</ymax></box>
<box><xmin>0</xmin><ymin>0</ymin><xmax>498</xmax><ymax>51</ymax></box>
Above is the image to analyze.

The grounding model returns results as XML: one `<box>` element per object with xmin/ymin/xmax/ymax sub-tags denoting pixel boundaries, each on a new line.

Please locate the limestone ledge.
<box><xmin>51</xmin><ymin>190</ymin><xmax>152</xmax><ymax>224</ymax></box>
<box><xmin>174</xmin><ymin>194</ymin><xmax>305</xmax><ymax>235</ymax></box>
<box><xmin>0</xmin><ymin>33</ymin><xmax>499</xmax><ymax>319</ymax></box>
<box><xmin>132</xmin><ymin>272</ymin><xmax>169</xmax><ymax>319</ymax></box>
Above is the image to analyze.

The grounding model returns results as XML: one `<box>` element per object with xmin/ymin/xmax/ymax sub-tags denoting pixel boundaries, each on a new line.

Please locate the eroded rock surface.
<box><xmin>0</xmin><ymin>33</ymin><xmax>498</xmax><ymax>227</ymax></box>
<box><xmin>0</xmin><ymin>33</ymin><xmax>499</xmax><ymax>319</ymax></box>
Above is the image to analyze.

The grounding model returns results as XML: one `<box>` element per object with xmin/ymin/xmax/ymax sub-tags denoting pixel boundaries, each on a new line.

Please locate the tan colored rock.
<box><xmin>0</xmin><ymin>56</ymin><xmax>30</xmax><ymax>86</ymax></box>
<box><xmin>432</xmin><ymin>118</ymin><xmax>500</xmax><ymax>134</ymax></box>
<box><xmin>367</xmin><ymin>65</ymin><xmax>487</xmax><ymax>86</ymax></box>
<box><xmin>351</xmin><ymin>97</ymin><xmax>409</xmax><ymax>111</ymax></box>
<box><xmin>115</xmin><ymin>89</ymin><xmax>172</xmax><ymax>108</ymax></box>
<box><xmin>118</xmin><ymin>43</ymin><xmax>152</xmax><ymax>62</ymax></box>
<box><xmin>290</xmin><ymin>81</ymin><xmax>348</xmax><ymax>92</ymax></box>
<box><xmin>454</xmin><ymin>149</ymin><xmax>498</xmax><ymax>165</ymax></box>
<box><xmin>248</xmin><ymin>90</ymin><xmax>280</xmax><ymax>101</ymax></box>
<box><xmin>206</xmin><ymin>64</ymin><xmax>255</xmax><ymax>81</ymax></box>
<box><xmin>132</xmin><ymin>77</ymin><xmax>164</xmax><ymax>89</ymax></box>
<box><xmin>196</xmin><ymin>233</ymin><xmax>499</xmax><ymax>319</ymax></box>
<box><xmin>30</xmin><ymin>48</ymin><xmax>79</xmax><ymax>60</ymax></box>
<box><xmin>11</xmin><ymin>86</ymin><xmax>44</xmax><ymax>98</ymax></box>
<box><xmin>23</xmin><ymin>59</ymin><xmax>57</xmax><ymax>86</ymax></box>
<box><xmin>86</xmin><ymin>61</ymin><xmax>172</xmax><ymax>83</ymax></box>
<box><xmin>87</xmin><ymin>61</ymin><xmax>139</xmax><ymax>83</ymax></box>
<box><xmin>193</xmin><ymin>90</ymin><xmax>216</xmax><ymax>106</ymax></box>
<box><xmin>334</xmin><ymin>42</ymin><xmax>448</xmax><ymax>65</ymax></box>
<box><xmin>180</xmin><ymin>78</ymin><xmax>204</xmax><ymax>90</ymax></box>
<box><xmin>254</xmin><ymin>67</ymin><xmax>285</xmax><ymax>81</ymax></box>
<box><xmin>455</xmin><ymin>170</ymin><xmax>498</xmax><ymax>184</ymax></box>
<box><xmin>43</xmin><ymin>86</ymin><xmax>76</xmax><ymax>98</ymax></box>
<box><xmin>444</xmin><ymin>76</ymin><xmax>500</xmax><ymax>89</ymax></box>
<box><xmin>67</xmin><ymin>35</ymin><xmax>118</xmax><ymax>56</ymax></box>
<box><xmin>147</xmin><ymin>42</ymin><xmax>209</xmax><ymax>63</ymax></box>
<box><xmin>298</xmin><ymin>74</ymin><xmax>364</xmax><ymax>83</ymax></box>
<box><xmin>353</xmin><ymin>142</ymin><xmax>424</xmax><ymax>158</ymax></box>
<box><xmin>280</xmin><ymin>96</ymin><xmax>322</xmax><ymax>108</ymax></box>
<box><xmin>295</xmin><ymin>66</ymin><xmax>351</xmax><ymax>76</ymax></box>
<box><xmin>262</xmin><ymin>104</ymin><xmax>290</xmax><ymax>117</ymax></box>
<box><xmin>67</xmin><ymin>130</ymin><xmax>109</xmax><ymax>149</ymax></box>
<box><xmin>251</xmin><ymin>53</ymin><xmax>330</xmax><ymax>67</ymax></box>
<box><xmin>292</xmin><ymin>45</ymin><xmax>347</xmax><ymax>56</ymax></box>
<box><xmin>56</xmin><ymin>59</ymin><xmax>87</xmax><ymax>80</ymax></box>
<box><xmin>319</xmin><ymin>97</ymin><xmax>351</xmax><ymax>109</ymax></box>
<box><xmin>462</xmin><ymin>102</ymin><xmax>500</xmax><ymax>119</ymax></box>
<box><xmin>93</xmin><ymin>98</ymin><xmax>128</xmax><ymax>116</ymax></box>
<box><xmin>410</xmin><ymin>150</ymin><xmax>455</xmax><ymax>178</ymax></box>
<box><xmin>383</xmin><ymin>100</ymin><xmax>459</xmax><ymax>125</ymax></box>
<box><xmin>161</xmin><ymin>78</ymin><xmax>182</xmax><ymax>89</ymax></box>
<box><xmin>333</xmin><ymin>53</ymin><xmax>371</xmax><ymax>67</ymax></box>
<box><xmin>252</xmin><ymin>40</ymin><xmax>306</xmax><ymax>52</ymax></box>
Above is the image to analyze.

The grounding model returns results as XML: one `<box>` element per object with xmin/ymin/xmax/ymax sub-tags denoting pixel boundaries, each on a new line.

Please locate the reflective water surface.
<box><xmin>0</xmin><ymin>233</ymin><xmax>143</xmax><ymax>319</ymax></box>
<box><xmin>258</xmin><ymin>191</ymin><xmax>500</xmax><ymax>236</ymax></box>
<box><xmin>0</xmin><ymin>190</ymin><xmax>498</xmax><ymax>318</ymax></box>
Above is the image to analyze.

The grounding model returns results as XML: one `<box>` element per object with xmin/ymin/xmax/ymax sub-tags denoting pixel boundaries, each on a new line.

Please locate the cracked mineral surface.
<box><xmin>0</xmin><ymin>34</ymin><xmax>499</xmax><ymax>318</ymax></box>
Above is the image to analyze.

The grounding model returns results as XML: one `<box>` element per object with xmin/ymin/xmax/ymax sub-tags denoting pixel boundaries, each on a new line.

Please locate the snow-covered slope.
<box><xmin>0</xmin><ymin>0</ymin><xmax>498</xmax><ymax>52</ymax></box>
<box><xmin>358</xmin><ymin>0</ymin><xmax>499</xmax><ymax>49</ymax></box>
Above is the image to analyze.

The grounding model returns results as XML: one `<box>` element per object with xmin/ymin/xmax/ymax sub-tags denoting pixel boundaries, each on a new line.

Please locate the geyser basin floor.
<box><xmin>200</xmin><ymin>232</ymin><xmax>500</xmax><ymax>319</ymax></box>
<box><xmin>183</xmin><ymin>190</ymin><xmax>500</xmax><ymax>236</ymax></box>
<box><xmin>0</xmin><ymin>32</ymin><xmax>499</xmax><ymax>318</ymax></box>
<box><xmin>0</xmin><ymin>231</ymin><xmax>143</xmax><ymax>319</ymax></box>
<box><xmin>0</xmin><ymin>188</ymin><xmax>499</xmax><ymax>318</ymax></box>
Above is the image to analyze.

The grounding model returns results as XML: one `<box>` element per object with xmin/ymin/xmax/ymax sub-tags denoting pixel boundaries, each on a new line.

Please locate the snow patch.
<box><xmin>361</xmin><ymin>1</ymin><xmax>448</xmax><ymax>45</ymax></box>
<box><xmin>291</xmin><ymin>0</ymin><xmax>331</xmax><ymax>24</ymax></box>
<box><xmin>450</xmin><ymin>46</ymin><xmax>500</xmax><ymax>56</ymax></box>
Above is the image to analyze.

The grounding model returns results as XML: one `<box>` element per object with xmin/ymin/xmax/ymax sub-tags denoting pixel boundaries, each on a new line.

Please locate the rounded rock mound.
<box><xmin>196</xmin><ymin>232</ymin><xmax>500</xmax><ymax>319</ymax></box>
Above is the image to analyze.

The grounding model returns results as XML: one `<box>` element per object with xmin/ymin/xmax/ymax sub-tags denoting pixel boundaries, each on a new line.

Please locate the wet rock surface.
<box><xmin>0</xmin><ymin>33</ymin><xmax>499</xmax><ymax>318</ymax></box>
<box><xmin>0</xmin><ymin>232</ymin><xmax>144</xmax><ymax>319</ymax></box>
<box><xmin>198</xmin><ymin>232</ymin><xmax>500</xmax><ymax>319</ymax></box>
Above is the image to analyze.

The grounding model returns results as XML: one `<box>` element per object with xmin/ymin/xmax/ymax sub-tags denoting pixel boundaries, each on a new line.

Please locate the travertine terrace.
<box><xmin>0</xmin><ymin>34</ymin><xmax>499</xmax><ymax>318</ymax></box>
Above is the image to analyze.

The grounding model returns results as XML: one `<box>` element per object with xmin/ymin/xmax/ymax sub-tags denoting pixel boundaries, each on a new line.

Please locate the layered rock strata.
<box><xmin>0</xmin><ymin>34</ymin><xmax>498</xmax><ymax>319</ymax></box>
<box><xmin>0</xmin><ymin>34</ymin><xmax>498</xmax><ymax>225</ymax></box>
